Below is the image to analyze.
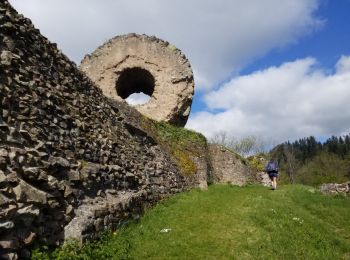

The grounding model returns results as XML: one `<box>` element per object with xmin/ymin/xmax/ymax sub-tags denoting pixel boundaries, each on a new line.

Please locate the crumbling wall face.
<box><xmin>0</xmin><ymin>2</ymin><xmax>187</xmax><ymax>258</ymax></box>
<box><xmin>208</xmin><ymin>144</ymin><xmax>255</xmax><ymax>186</ymax></box>
<box><xmin>80</xmin><ymin>34</ymin><xmax>195</xmax><ymax>127</ymax></box>
<box><xmin>183</xmin><ymin>142</ymin><xmax>213</xmax><ymax>190</ymax></box>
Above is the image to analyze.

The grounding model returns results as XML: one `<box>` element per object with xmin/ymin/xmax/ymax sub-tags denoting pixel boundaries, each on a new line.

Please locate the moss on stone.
<box><xmin>247</xmin><ymin>153</ymin><xmax>267</xmax><ymax>172</ymax></box>
<box><xmin>172</xmin><ymin>150</ymin><xmax>197</xmax><ymax>176</ymax></box>
<box><xmin>145</xmin><ymin>120</ymin><xmax>207</xmax><ymax>176</ymax></box>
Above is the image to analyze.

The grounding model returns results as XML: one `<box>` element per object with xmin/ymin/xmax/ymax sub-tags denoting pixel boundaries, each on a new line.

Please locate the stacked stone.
<box><xmin>320</xmin><ymin>182</ymin><xmax>350</xmax><ymax>195</ymax></box>
<box><xmin>0</xmin><ymin>1</ymin><xmax>186</xmax><ymax>258</ymax></box>
<box><xmin>208</xmin><ymin>144</ymin><xmax>258</xmax><ymax>186</ymax></box>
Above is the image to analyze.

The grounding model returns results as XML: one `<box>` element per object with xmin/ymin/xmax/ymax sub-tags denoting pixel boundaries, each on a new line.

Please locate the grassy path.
<box><xmin>33</xmin><ymin>185</ymin><xmax>350</xmax><ymax>259</ymax></box>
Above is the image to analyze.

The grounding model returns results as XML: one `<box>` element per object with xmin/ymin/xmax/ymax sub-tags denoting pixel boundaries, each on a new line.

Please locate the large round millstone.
<box><xmin>80</xmin><ymin>34</ymin><xmax>194</xmax><ymax>127</ymax></box>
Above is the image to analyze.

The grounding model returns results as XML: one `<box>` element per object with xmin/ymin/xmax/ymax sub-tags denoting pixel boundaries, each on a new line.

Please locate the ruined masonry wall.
<box><xmin>0</xmin><ymin>2</ymin><xmax>188</xmax><ymax>258</ymax></box>
<box><xmin>209</xmin><ymin>144</ymin><xmax>256</xmax><ymax>185</ymax></box>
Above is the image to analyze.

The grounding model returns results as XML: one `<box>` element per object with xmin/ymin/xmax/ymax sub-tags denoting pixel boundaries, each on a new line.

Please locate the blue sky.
<box><xmin>9</xmin><ymin>0</ymin><xmax>350</xmax><ymax>144</ymax></box>
<box><xmin>241</xmin><ymin>0</ymin><xmax>350</xmax><ymax>74</ymax></box>
<box><xmin>192</xmin><ymin>0</ymin><xmax>350</xmax><ymax>114</ymax></box>
<box><xmin>187</xmin><ymin>0</ymin><xmax>350</xmax><ymax>143</ymax></box>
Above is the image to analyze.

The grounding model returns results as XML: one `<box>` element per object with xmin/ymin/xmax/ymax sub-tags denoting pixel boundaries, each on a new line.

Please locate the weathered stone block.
<box><xmin>13</xmin><ymin>180</ymin><xmax>47</xmax><ymax>204</ymax></box>
<box><xmin>80</xmin><ymin>34</ymin><xmax>194</xmax><ymax>127</ymax></box>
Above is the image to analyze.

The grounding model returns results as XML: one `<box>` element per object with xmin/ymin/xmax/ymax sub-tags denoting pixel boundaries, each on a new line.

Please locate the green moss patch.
<box><xmin>149</xmin><ymin>120</ymin><xmax>207</xmax><ymax>176</ymax></box>
<box><xmin>247</xmin><ymin>153</ymin><xmax>267</xmax><ymax>172</ymax></box>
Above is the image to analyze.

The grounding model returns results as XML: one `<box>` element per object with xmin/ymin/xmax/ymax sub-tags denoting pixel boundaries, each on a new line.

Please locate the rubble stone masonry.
<box><xmin>0</xmin><ymin>2</ymin><xmax>188</xmax><ymax>258</ymax></box>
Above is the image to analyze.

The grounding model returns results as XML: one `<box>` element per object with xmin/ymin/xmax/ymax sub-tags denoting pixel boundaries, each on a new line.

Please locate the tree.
<box><xmin>283</xmin><ymin>144</ymin><xmax>299</xmax><ymax>183</ymax></box>
<box><xmin>210</xmin><ymin>131</ymin><xmax>230</xmax><ymax>147</ymax></box>
<box><xmin>209</xmin><ymin>131</ymin><xmax>267</xmax><ymax>157</ymax></box>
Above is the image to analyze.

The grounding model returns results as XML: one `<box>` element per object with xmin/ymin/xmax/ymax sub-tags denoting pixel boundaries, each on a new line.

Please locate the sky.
<box><xmin>8</xmin><ymin>0</ymin><xmax>350</xmax><ymax>144</ymax></box>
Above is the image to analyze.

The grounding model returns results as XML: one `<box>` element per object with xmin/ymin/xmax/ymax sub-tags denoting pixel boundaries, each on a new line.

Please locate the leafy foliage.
<box><xmin>295</xmin><ymin>153</ymin><xmax>350</xmax><ymax>185</ymax></box>
<box><xmin>210</xmin><ymin>131</ymin><xmax>267</xmax><ymax>157</ymax></box>
<box><xmin>247</xmin><ymin>153</ymin><xmax>267</xmax><ymax>172</ymax></box>
<box><xmin>271</xmin><ymin>134</ymin><xmax>350</xmax><ymax>185</ymax></box>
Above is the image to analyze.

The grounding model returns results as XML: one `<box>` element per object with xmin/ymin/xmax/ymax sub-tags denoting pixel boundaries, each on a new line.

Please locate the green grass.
<box><xmin>152</xmin><ymin>121</ymin><xmax>207</xmax><ymax>148</ymax></box>
<box><xmin>32</xmin><ymin>185</ymin><xmax>350</xmax><ymax>259</ymax></box>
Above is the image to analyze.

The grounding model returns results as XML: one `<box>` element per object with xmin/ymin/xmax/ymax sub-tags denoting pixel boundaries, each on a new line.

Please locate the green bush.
<box><xmin>295</xmin><ymin>152</ymin><xmax>350</xmax><ymax>185</ymax></box>
<box><xmin>247</xmin><ymin>153</ymin><xmax>267</xmax><ymax>171</ymax></box>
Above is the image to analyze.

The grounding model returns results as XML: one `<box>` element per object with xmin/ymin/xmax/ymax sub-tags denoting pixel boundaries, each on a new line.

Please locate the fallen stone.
<box><xmin>320</xmin><ymin>182</ymin><xmax>350</xmax><ymax>195</ymax></box>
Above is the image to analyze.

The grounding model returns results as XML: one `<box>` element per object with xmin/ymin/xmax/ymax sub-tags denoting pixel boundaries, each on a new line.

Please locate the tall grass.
<box><xmin>32</xmin><ymin>185</ymin><xmax>350</xmax><ymax>259</ymax></box>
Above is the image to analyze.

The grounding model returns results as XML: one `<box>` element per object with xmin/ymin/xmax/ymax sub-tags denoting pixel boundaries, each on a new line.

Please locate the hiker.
<box><xmin>265</xmin><ymin>159</ymin><xmax>279</xmax><ymax>190</ymax></box>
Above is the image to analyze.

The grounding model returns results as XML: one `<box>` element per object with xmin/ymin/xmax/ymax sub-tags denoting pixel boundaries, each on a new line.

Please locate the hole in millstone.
<box><xmin>116</xmin><ymin>67</ymin><xmax>155</xmax><ymax>105</ymax></box>
<box><xmin>125</xmin><ymin>93</ymin><xmax>151</xmax><ymax>106</ymax></box>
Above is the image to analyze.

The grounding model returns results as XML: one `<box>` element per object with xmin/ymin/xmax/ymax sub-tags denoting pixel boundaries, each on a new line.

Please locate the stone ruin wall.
<box><xmin>80</xmin><ymin>34</ymin><xmax>194</xmax><ymax>127</ymax></box>
<box><xmin>0</xmin><ymin>2</ymin><xmax>192</xmax><ymax>258</ymax></box>
<box><xmin>208</xmin><ymin>144</ymin><xmax>255</xmax><ymax>185</ymax></box>
<box><xmin>0</xmin><ymin>2</ymin><xmax>264</xmax><ymax>258</ymax></box>
<box><xmin>320</xmin><ymin>182</ymin><xmax>350</xmax><ymax>195</ymax></box>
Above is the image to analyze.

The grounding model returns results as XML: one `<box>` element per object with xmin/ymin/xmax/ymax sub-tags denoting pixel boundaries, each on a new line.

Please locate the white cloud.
<box><xmin>187</xmin><ymin>56</ymin><xmax>350</xmax><ymax>143</ymax></box>
<box><xmin>8</xmin><ymin>0</ymin><xmax>323</xmax><ymax>89</ymax></box>
<box><xmin>125</xmin><ymin>93</ymin><xmax>151</xmax><ymax>106</ymax></box>
<box><xmin>336</xmin><ymin>55</ymin><xmax>350</xmax><ymax>74</ymax></box>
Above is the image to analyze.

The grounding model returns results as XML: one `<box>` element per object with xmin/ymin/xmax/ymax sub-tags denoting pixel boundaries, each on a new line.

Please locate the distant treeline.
<box><xmin>270</xmin><ymin>134</ymin><xmax>350</xmax><ymax>185</ymax></box>
<box><xmin>273</xmin><ymin>134</ymin><xmax>350</xmax><ymax>163</ymax></box>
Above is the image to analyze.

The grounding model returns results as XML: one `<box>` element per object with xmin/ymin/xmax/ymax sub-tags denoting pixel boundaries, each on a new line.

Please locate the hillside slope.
<box><xmin>35</xmin><ymin>185</ymin><xmax>350</xmax><ymax>259</ymax></box>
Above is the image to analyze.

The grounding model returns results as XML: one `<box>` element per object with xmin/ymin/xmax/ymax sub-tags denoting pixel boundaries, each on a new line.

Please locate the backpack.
<box><xmin>266</xmin><ymin>161</ymin><xmax>278</xmax><ymax>172</ymax></box>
